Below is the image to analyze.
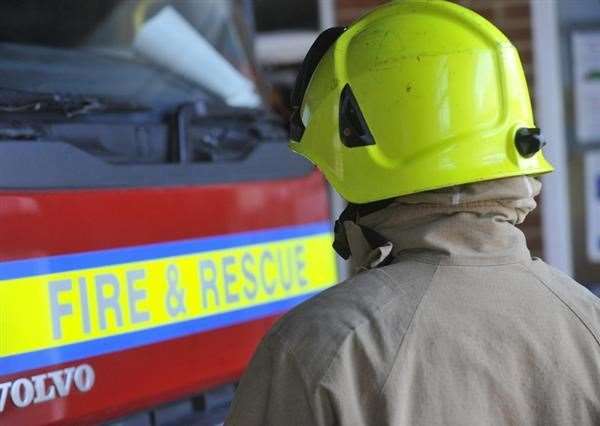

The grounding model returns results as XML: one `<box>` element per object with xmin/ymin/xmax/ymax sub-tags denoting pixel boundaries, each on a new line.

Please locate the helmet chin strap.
<box><xmin>333</xmin><ymin>202</ymin><xmax>395</xmax><ymax>272</ymax></box>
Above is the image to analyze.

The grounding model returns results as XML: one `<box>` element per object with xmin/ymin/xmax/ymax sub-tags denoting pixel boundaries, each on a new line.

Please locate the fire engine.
<box><xmin>0</xmin><ymin>1</ymin><xmax>338</xmax><ymax>424</ymax></box>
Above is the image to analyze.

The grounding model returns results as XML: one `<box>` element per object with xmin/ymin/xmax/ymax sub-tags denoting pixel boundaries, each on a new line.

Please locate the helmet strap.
<box><xmin>332</xmin><ymin>202</ymin><xmax>396</xmax><ymax>270</ymax></box>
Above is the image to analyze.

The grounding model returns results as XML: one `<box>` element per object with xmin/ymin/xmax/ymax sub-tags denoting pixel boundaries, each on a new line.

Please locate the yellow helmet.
<box><xmin>289</xmin><ymin>0</ymin><xmax>553</xmax><ymax>204</ymax></box>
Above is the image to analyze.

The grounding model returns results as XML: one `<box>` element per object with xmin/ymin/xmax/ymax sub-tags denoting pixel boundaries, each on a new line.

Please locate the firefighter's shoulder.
<box><xmin>264</xmin><ymin>258</ymin><xmax>437</xmax><ymax>390</ymax></box>
<box><xmin>527</xmin><ymin>259</ymin><xmax>600</xmax><ymax>338</ymax></box>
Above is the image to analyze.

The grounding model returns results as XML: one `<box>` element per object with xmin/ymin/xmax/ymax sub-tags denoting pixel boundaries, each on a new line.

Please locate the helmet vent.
<box><xmin>339</xmin><ymin>84</ymin><xmax>375</xmax><ymax>148</ymax></box>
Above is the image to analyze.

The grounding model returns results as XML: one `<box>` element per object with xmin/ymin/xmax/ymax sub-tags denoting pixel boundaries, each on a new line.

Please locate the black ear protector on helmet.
<box><xmin>290</xmin><ymin>27</ymin><xmax>376</xmax><ymax>148</ymax></box>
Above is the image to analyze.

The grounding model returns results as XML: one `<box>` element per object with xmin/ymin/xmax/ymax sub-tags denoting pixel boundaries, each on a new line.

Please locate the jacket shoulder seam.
<box><xmin>521</xmin><ymin>262</ymin><xmax>600</xmax><ymax>348</ymax></box>
<box><xmin>372</xmin><ymin>262</ymin><xmax>441</xmax><ymax>414</ymax></box>
<box><xmin>267</xmin><ymin>331</ymin><xmax>323</xmax><ymax>424</ymax></box>
<box><xmin>268</xmin><ymin>268</ymin><xmax>396</xmax><ymax>415</ymax></box>
<box><xmin>273</xmin><ymin>262</ymin><xmax>438</xmax><ymax>418</ymax></box>
<box><xmin>315</xmin><ymin>269</ymin><xmax>398</xmax><ymax>384</ymax></box>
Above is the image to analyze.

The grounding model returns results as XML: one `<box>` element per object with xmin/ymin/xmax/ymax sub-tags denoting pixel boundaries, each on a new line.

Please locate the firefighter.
<box><xmin>226</xmin><ymin>1</ymin><xmax>600</xmax><ymax>425</ymax></box>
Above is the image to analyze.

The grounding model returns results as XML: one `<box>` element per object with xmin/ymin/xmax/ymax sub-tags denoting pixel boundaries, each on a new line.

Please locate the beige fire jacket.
<box><xmin>225</xmin><ymin>177</ymin><xmax>600</xmax><ymax>426</ymax></box>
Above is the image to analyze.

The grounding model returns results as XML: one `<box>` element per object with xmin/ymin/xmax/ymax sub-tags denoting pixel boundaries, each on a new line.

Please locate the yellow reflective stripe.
<box><xmin>0</xmin><ymin>233</ymin><xmax>337</xmax><ymax>358</ymax></box>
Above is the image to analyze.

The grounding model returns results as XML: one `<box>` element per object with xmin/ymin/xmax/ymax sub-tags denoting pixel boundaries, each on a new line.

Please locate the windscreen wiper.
<box><xmin>0</xmin><ymin>92</ymin><xmax>287</xmax><ymax>165</ymax></box>
<box><xmin>171</xmin><ymin>101</ymin><xmax>287</xmax><ymax>163</ymax></box>
<box><xmin>0</xmin><ymin>89</ymin><xmax>147</xmax><ymax>118</ymax></box>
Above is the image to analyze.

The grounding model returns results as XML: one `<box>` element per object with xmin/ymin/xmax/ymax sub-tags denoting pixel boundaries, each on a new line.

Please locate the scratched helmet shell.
<box><xmin>289</xmin><ymin>0</ymin><xmax>553</xmax><ymax>203</ymax></box>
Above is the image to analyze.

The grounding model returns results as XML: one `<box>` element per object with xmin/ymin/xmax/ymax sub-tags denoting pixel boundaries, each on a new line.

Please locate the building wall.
<box><xmin>555</xmin><ymin>0</ymin><xmax>600</xmax><ymax>282</ymax></box>
<box><xmin>336</xmin><ymin>0</ymin><xmax>543</xmax><ymax>257</ymax></box>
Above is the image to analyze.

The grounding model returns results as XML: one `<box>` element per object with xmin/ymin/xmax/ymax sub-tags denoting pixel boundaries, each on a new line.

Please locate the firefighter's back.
<box><xmin>233</xmin><ymin>256</ymin><xmax>600</xmax><ymax>426</ymax></box>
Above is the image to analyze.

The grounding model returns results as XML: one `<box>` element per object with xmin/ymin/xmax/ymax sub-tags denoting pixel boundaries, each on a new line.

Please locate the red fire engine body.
<box><xmin>0</xmin><ymin>171</ymin><xmax>335</xmax><ymax>425</ymax></box>
<box><xmin>0</xmin><ymin>3</ymin><xmax>340</xmax><ymax>424</ymax></box>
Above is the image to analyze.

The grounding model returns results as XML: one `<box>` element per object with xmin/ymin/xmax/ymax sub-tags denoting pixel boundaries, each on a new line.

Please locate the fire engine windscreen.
<box><xmin>0</xmin><ymin>0</ymin><xmax>261</xmax><ymax>108</ymax></box>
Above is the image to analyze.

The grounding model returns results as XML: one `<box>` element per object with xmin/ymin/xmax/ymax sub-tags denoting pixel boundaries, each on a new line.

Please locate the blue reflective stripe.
<box><xmin>0</xmin><ymin>221</ymin><xmax>331</xmax><ymax>281</ymax></box>
<box><xmin>0</xmin><ymin>292</ymin><xmax>317</xmax><ymax>376</ymax></box>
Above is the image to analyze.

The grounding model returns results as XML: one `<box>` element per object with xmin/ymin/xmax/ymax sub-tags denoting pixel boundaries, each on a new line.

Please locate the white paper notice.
<box><xmin>133</xmin><ymin>6</ymin><xmax>260</xmax><ymax>108</ymax></box>
<box><xmin>573</xmin><ymin>31</ymin><xmax>600</xmax><ymax>144</ymax></box>
<box><xmin>585</xmin><ymin>151</ymin><xmax>600</xmax><ymax>262</ymax></box>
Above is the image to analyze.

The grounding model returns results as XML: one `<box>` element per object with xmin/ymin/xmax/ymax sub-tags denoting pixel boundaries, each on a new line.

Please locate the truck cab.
<box><xmin>0</xmin><ymin>1</ymin><xmax>337</xmax><ymax>424</ymax></box>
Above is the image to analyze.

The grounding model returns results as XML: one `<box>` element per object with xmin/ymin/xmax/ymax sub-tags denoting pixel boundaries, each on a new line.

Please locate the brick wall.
<box><xmin>335</xmin><ymin>0</ymin><xmax>543</xmax><ymax>257</ymax></box>
<box><xmin>336</xmin><ymin>0</ymin><xmax>387</xmax><ymax>24</ymax></box>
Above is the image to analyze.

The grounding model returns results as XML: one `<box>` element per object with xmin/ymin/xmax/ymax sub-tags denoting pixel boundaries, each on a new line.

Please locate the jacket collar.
<box><xmin>344</xmin><ymin>177</ymin><xmax>540</xmax><ymax>271</ymax></box>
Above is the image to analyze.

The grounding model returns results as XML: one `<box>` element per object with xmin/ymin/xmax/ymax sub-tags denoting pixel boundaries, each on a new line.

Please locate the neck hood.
<box><xmin>341</xmin><ymin>176</ymin><xmax>541</xmax><ymax>273</ymax></box>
